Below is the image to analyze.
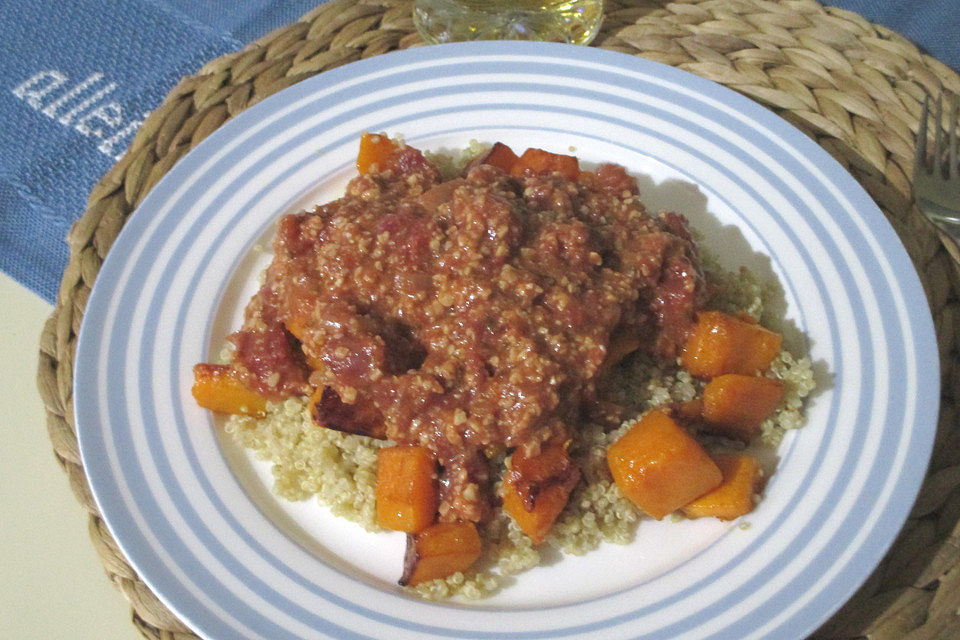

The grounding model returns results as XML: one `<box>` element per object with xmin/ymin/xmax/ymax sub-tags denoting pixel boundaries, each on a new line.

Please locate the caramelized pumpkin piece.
<box><xmin>681</xmin><ymin>453</ymin><xmax>762</xmax><ymax>520</ymax></box>
<box><xmin>480</xmin><ymin>141</ymin><xmax>520</xmax><ymax>173</ymax></box>
<box><xmin>282</xmin><ymin>316</ymin><xmax>309</xmax><ymax>343</ymax></box>
<box><xmin>598</xmin><ymin>327</ymin><xmax>641</xmax><ymax>378</ymax></box>
<box><xmin>191</xmin><ymin>363</ymin><xmax>267</xmax><ymax>418</ymax></box>
<box><xmin>680</xmin><ymin>311</ymin><xmax>782</xmax><ymax>378</ymax></box>
<box><xmin>701</xmin><ymin>374</ymin><xmax>785</xmax><ymax>441</ymax></box>
<box><xmin>376</xmin><ymin>446</ymin><xmax>439</xmax><ymax>533</ymax></box>
<box><xmin>502</xmin><ymin>443</ymin><xmax>580</xmax><ymax>544</ymax></box>
<box><xmin>309</xmin><ymin>385</ymin><xmax>386</xmax><ymax>439</ymax></box>
<box><xmin>607</xmin><ymin>409</ymin><xmax>722</xmax><ymax>520</ymax></box>
<box><xmin>507</xmin><ymin>442</ymin><xmax>579</xmax><ymax>508</ymax></box>
<box><xmin>281</xmin><ymin>318</ymin><xmax>327</xmax><ymax>371</ymax></box>
<box><xmin>510</xmin><ymin>147</ymin><xmax>580</xmax><ymax>181</ymax></box>
<box><xmin>674</xmin><ymin>398</ymin><xmax>704</xmax><ymax>423</ymax></box>
<box><xmin>356</xmin><ymin>132</ymin><xmax>399</xmax><ymax>174</ymax></box>
<box><xmin>399</xmin><ymin>521</ymin><xmax>482</xmax><ymax>586</ymax></box>
<box><xmin>502</xmin><ymin>476</ymin><xmax>576</xmax><ymax>545</ymax></box>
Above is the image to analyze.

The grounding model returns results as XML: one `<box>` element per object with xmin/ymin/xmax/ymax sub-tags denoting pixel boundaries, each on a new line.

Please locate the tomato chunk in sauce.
<box><xmin>225</xmin><ymin>141</ymin><xmax>705</xmax><ymax>523</ymax></box>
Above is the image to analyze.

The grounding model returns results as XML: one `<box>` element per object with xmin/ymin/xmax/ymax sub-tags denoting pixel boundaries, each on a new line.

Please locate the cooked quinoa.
<box><xmin>223</xmin><ymin>254</ymin><xmax>815</xmax><ymax>600</ymax></box>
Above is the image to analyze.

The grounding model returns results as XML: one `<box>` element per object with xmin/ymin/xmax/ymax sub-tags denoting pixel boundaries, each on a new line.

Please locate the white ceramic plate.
<box><xmin>75</xmin><ymin>42</ymin><xmax>939</xmax><ymax>640</ymax></box>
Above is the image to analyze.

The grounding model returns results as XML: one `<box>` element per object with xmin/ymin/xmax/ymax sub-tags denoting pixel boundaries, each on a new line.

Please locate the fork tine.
<box><xmin>950</xmin><ymin>93</ymin><xmax>959</xmax><ymax>179</ymax></box>
<box><xmin>917</xmin><ymin>93</ymin><xmax>929</xmax><ymax>173</ymax></box>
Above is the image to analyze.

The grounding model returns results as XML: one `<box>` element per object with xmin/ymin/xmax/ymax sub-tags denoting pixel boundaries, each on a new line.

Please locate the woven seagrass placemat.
<box><xmin>37</xmin><ymin>1</ymin><xmax>960</xmax><ymax>638</ymax></box>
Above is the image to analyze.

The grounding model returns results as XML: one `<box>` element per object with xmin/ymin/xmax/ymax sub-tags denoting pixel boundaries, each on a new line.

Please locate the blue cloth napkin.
<box><xmin>0</xmin><ymin>0</ymin><xmax>321</xmax><ymax>302</ymax></box>
<box><xmin>0</xmin><ymin>0</ymin><xmax>957</xmax><ymax>304</ymax></box>
<box><xmin>827</xmin><ymin>0</ymin><xmax>960</xmax><ymax>71</ymax></box>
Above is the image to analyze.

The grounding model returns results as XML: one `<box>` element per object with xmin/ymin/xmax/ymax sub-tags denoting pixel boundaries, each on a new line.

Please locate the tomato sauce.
<box><xmin>228</xmin><ymin>143</ymin><xmax>705</xmax><ymax>522</ymax></box>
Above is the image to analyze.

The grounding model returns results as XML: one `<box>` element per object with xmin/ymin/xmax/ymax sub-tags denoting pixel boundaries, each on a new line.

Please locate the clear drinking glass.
<box><xmin>413</xmin><ymin>0</ymin><xmax>604</xmax><ymax>46</ymax></box>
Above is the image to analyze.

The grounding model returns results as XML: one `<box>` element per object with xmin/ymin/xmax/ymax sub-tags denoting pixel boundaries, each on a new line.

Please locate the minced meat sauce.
<box><xmin>227</xmin><ymin>143</ymin><xmax>705</xmax><ymax>523</ymax></box>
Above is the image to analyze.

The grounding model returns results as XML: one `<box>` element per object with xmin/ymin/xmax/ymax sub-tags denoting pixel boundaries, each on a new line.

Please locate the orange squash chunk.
<box><xmin>680</xmin><ymin>311</ymin><xmax>782</xmax><ymax>378</ymax></box>
<box><xmin>502</xmin><ymin>478</ymin><xmax>572</xmax><ymax>545</ymax></box>
<box><xmin>681</xmin><ymin>453</ymin><xmax>762</xmax><ymax>520</ymax></box>
<box><xmin>309</xmin><ymin>385</ymin><xmax>386</xmax><ymax>439</ymax></box>
<box><xmin>399</xmin><ymin>521</ymin><xmax>482</xmax><ymax>586</ymax></box>
<box><xmin>376</xmin><ymin>445</ymin><xmax>439</xmax><ymax>533</ymax></box>
<box><xmin>282</xmin><ymin>318</ymin><xmax>326</xmax><ymax>371</ymax></box>
<box><xmin>598</xmin><ymin>327</ymin><xmax>641</xmax><ymax>378</ymax></box>
<box><xmin>701</xmin><ymin>374</ymin><xmax>785</xmax><ymax>441</ymax></box>
<box><xmin>191</xmin><ymin>363</ymin><xmax>267</xmax><ymax>418</ymax></box>
<box><xmin>283</xmin><ymin>318</ymin><xmax>308</xmax><ymax>342</ymax></box>
<box><xmin>607</xmin><ymin>409</ymin><xmax>722</xmax><ymax>520</ymax></box>
<box><xmin>356</xmin><ymin>132</ymin><xmax>398</xmax><ymax>174</ymax></box>
<box><xmin>481</xmin><ymin>141</ymin><xmax>520</xmax><ymax>173</ymax></box>
<box><xmin>675</xmin><ymin>398</ymin><xmax>704</xmax><ymax>423</ymax></box>
<box><xmin>510</xmin><ymin>147</ymin><xmax>580</xmax><ymax>181</ymax></box>
<box><xmin>502</xmin><ymin>443</ymin><xmax>580</xmax><ymax>544</ymax></box>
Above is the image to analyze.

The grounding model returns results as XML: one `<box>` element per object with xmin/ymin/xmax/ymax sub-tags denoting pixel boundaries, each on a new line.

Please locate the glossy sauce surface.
<box><xmin>230</xmin><ymin>145</ymin><xmax>705</xmax><ymax>522</ymax></box>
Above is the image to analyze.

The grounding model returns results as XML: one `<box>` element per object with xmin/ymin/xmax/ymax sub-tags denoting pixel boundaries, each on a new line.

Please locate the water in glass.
<box><xmin>413</xmin><ymin>0</ymin><xmax>604</xmax><ymax>45</ymax></box>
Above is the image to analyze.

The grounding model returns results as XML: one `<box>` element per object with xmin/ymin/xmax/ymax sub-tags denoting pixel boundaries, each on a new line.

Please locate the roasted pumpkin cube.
<box><xmin>399</xmin><ymin>521</ymin><xmax>482</xmax><ymax>586</ymax></box>
<box><xmin>607</xmin><ymin>409</ymin><xmax>722</xmax><ymax>520</ymax></box>
<box><xmin>356</xmin><ymin>132</ymin><xmax>399</xmax><ymax>174</ymax></box>
<box><xmin>502</xmin><ymin>443</ymin><xmax>580</xmax><ymax>544</ymax></box>
<box><xmin>681</xmin><ymin>311</ymin><xmax>782</xmax><ymax>378</ymax></box>
<box><xmin>701</xmin><ymin>374</ymin><xmax>785</xmax><ymax>441</ymax></box>
<box><xmin>376</xmin><ymin>445</ymin><xmax>439</xmax><ymax>533</ymax></box>
<box><xmin>598</xmin><ymin>327</ymin><xmax>641</xmax><ymax>378</ymax></box>
<box><xmin>480</xmin><ymin>142</ymin><xmax>520</xmax><ymax>173</ymax></box>
<box><xmin>681</xmin><ymin>453</ymin><xmax>762</xmax><ymax>520</ymax></box>
<box><xmin>510</xmin><ymin>147</ymin><xmax>580</xmax><ymax>181</ymax></box>
<box><xmin>309</xmin><ymin>385</ymin><xmax>386</xmax><ymax>439</ymax></box>
<box><xmin>191</xmin><ymin>363</ymin><xmax>267</xmax><ymax>418</ymax></box>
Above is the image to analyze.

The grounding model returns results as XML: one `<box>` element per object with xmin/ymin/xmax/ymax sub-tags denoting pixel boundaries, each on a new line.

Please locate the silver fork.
<box><xmin>914</xmin><ymin>92</ymin><xmax>960</xmax><ymax>264</ymax></box>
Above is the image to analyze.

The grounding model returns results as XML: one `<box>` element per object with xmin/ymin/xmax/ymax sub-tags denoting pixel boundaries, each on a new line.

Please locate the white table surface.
<box><xmin>1</xmin><ymin>271</ymin><xmax>139</xmax><ymax>639</ymax></box>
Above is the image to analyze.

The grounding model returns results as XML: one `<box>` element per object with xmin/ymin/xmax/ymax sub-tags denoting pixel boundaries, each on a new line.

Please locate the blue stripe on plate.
<box><xmin>133</xmin><ymin>97</ymin><xmax>788</xmax><ymax>636</ymax></box>
<box><xmin>163</xmin><ymin>88</ymin><xmax>829</xmax><ymax>616</ymax></box>
<box><xmin>112</xmin><ymin>58</ymin><xmax>864</xmax><ymax>636</ymax></box>
<box><xmin>197</xmin><ymin>103</ymin><xmax>848</xmax><ymax>636</ymax></box>
<box><xmin>75</xmin><ymin>41</ymin><xmax>938</xmax><ymax>640</ymax></box>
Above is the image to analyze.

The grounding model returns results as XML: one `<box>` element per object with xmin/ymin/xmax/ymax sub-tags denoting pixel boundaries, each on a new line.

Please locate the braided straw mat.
<box><xmin>36</xmin><ymin>0</ymin><xmax>960</xmax><ymax>638</ymax></box>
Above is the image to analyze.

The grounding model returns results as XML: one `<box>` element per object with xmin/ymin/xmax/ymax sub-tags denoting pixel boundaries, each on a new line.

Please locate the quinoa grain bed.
<box><xmin>222</xmin><ymin>255</ymin><xmax>814</xmax><ymax>600</ymax></box>
<box><xmin>225</xmin><ymin>304</ymin><xmax>814</xmax><ymax>600</ymax></box>
<box><xmin>199</xmin><ymin>137</ymin><xmax>815</xmax><ymax>598</ymax></box>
